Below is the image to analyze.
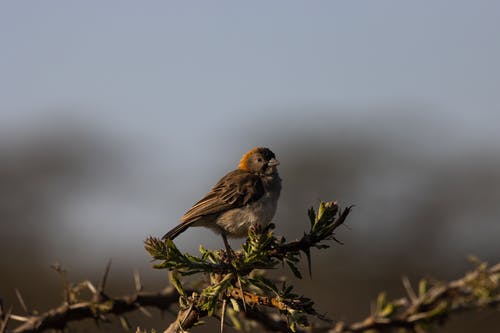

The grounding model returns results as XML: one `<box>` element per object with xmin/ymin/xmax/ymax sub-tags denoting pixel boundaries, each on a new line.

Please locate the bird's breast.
<box><xmin>216</xmin><ymin>191</ymin><xmax>280</xmax><ymax>238</ymax></box>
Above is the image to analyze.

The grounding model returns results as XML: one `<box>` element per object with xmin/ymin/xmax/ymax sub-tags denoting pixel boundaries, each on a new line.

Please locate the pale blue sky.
<box><xmin>2</xmin><ymin>1</ymin><xmax>499</xmax><ymax>124</ymax></box>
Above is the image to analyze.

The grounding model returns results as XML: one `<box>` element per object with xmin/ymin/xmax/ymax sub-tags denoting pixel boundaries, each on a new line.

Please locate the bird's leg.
<box><xmin>221</xmin><ymin>234</ymin><xmax>234</xmax><ymax>262</ymax></box>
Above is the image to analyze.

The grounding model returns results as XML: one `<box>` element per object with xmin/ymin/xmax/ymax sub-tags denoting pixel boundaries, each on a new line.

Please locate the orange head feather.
<box><xmin>238</xmin><ymin>147</ymin><xmax>262</xmax><ymax>171</ymax></box>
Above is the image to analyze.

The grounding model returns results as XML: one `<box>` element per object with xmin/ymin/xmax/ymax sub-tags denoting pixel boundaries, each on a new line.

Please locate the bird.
<box><xmin>162</xmin><ymin>147</ymin><xmax>281</xmax><ymax>252</ymax></box>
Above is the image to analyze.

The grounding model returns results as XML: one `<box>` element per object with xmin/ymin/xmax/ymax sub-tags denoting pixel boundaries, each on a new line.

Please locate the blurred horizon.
<box><xmin>1</xmin><ymin>1</ymin><xmax>500</xmax><ymax>332</ymax></box>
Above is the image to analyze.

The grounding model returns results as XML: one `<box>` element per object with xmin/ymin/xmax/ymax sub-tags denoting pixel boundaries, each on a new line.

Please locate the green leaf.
<box><xmin>230</xmin><ymin>297</ymin><xmax>241</xmax><ymax>312</ymax></box>
<box><xmin>376</xmin><ymin>292</ymin><xmax>386</xmax><ymax>312</ymax></box>
<box><xmin>317</xmin><ymin>202</ymin><xmax>326</xmax><ymax>223</ymax></box>
<box><xmin>169</xmin><ymin>270</ymin><xmax>185</xmax><ymax>296</ymax></box>
<box><xmin>379</xmin><ymin>303</ymin><xmax>394</xmax><ymax>317</ymax></box>
<box><xmin>286</xmin><ymin>260</ymin><xmax>303</xmax><ymax>279</ymax></box>
<box><xmin>200</xmin><ymin>273</ymin><xmax>234</xmax><ymax>316</ymax></box>
<box><xmin>419</xmin><ymin>279</ymin><xmax>427</xmax><ymax>297</ymax></box>
<box><xmin>249</xmin><ymin>276</ymin><xmax>280</xmax><ymax>295</ymax></box>
<box><xmin>192</xmin><ymin>320</ymin><xmax>206</xmax><ymax>327</ymax></box>
<box><xmin>427</xmin><ymin>301</ymin><xmax>449</xmax><ymax>318</ymax></box>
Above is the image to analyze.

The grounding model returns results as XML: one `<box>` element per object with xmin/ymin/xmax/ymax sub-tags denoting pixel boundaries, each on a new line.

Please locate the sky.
<box><xmin>2</xmin><ymin>1</ymin><xmax>500</xmax><ymax>123</ymax></box>
<box><xmin>1</xmin><ymin>1</ymin><xmax>500</xmax><ymax>264</ymax></box>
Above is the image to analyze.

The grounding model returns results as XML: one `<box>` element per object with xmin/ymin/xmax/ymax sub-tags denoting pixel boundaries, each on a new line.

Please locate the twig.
<box><xmin>402</xmin><ymin>276</ymin><xmax>418</xmax><ymax>303</ymax></box>
<box><xmin>134</xmin><ymin>270</ymin><xmax>143</xmax><ymax>293</ymax></box>
<box><xmin>14</xmin><ymin>290</ymin><xmax>28</xmax><ymax>315</ymax></box>
<box><xmin>9</xmin><ymin>286</ymin><xmax>186</xmax><ymax>333</ymax></box>
<box><xmin>220</xmin><ymin>298</ymin><xmax>226</xmax><ymax>333</ymax></box>
<box><xmin>97</xmin><ymin>260</ymin><xmax>112</xmax><ymax>295</ymax></box>
<box><xmin>270</xmin><ymin>205</ymin><xmax>352</xmax><ymax>260</ymax></box>
<box><xmin>163</xmin><ymin>300</ymin><xmax>204</xmax><ymax>333</ymax></box>
<box><xmin>331</xmin><ymin>262</ymin><xmax>500</xmax><ymax>332</ymax></box>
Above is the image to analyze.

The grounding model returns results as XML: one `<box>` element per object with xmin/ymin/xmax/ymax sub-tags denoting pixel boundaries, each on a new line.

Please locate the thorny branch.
<box><xmin>2</xmin><ymin>261</ymin><xmax>498</xmax><ymax>333</ymax></box>
<box><xmin>159</xmin><ymin>259</ymin><xmax>500</xmax><ymax>333</ymax></box>
<box><xmin>2</xmin><ymin>201</ymin><xmax>499</xmax><ymax>333</ymax></box>
<box><xmin>330</xmin><ymin>260</ymin><xmax>500</xmax><ymax>333</ymax></box>
<box><xmin>1</xmin><ymin>279</ymin><xmax>185</xmax><ymax>333</ymax></box>
<box><xmin>144</xmin><ymin>201</ymin><xmax>350</xmax><ymax>332</ymax></box>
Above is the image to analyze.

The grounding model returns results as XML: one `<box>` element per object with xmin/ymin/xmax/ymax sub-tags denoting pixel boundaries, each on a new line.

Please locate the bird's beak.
<box><xmin>268</xmin><ymin>158</ymin><xmax>280</xmax><ymax>167</ymax></box>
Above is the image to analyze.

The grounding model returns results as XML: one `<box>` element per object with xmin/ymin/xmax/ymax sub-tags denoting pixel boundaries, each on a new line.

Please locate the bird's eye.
<box><xmin>257</xmin><ymin>158</ymin><xmax>263</xmax><ymax>162</ymax></box>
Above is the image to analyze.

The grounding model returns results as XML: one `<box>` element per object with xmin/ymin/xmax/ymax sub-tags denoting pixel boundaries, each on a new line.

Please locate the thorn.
<box><xmin>85</xmin><ymin>280</ymin><xmax>98</xmax><ymax>294</ymax></box>
<box><xmin>99</xmin><ymin>313</ymin><xmax>110</xmax><ymax>323</ymax></box>
<box><xmin>134</xmin><ymin>270</ymin><xmax>143</xmax><ymax>292</ymax></box>
<box><xmin>341</xmin><ymin>223</ymin><xmax>352</xmax><ymax>230</ymax></box>
<box><xmin>0</xmin><ymin>306</ymin><xmax>12</xmax><ymax>333</ymax></box>
<box><xmin>51</xmin><ymin>262</ymin><xmax>70</xmax><ymax>304</ymax></box>
<box><xmin>0</xmin><ymin>299</ymin><xmax>4</xmax><ymax>320</ymax></box>
<box><xmin>119</xmin><ymin>315</ymin><xmax>131</xmax><ymax>331</ymax></box>
<box><xmin>333</xmin><ymin>322</ymin><xmax>345</xmax><ymax>333</ymax></box>
<box><xmin>137</xmin><ymin>305</ymin><xmax>152</xmax><ymax>318</ymax></box>
<box><xmin>304</xmin><ymin>249</ymin><xmax>312</xmax><ymax>279</ymax></box>
<box><xmin>237</xmin><ymin>276</ymin><xmax>247</xmax><ymax>313</ymax></box>
<box><xmin>99</xmin><ymin>259</ymin><xmax>112</xmax><ymax>293</ymax></box>
<box><xmin>402</xmin><ymin>276</ymin><xmax>418</xmax><ymax>303</ymax></box>
<box><xmin>9</xmin><ymin>314</ymin><xmax>29</xmax><ymax>322</ymax></box>
<box><xmin>220</xmin><ymin>298</ymin><xmax>227</xmax><ymax>333</ymax></box>
<box><xmin>179</xmin><ymin>303</ymin><xmax>195</xmax><ymax>329</ymax></box>
<box><xmin>14</xmin><ymin>288</ymin><xmax>28</xmax><ymax>314</ymax></box>
<box><xmin>332</xmin><ymin>236</ymin><xmax>344</xmax><ymax>245</ymax></box>
<box><xmin>489</xmin><ymin>262</ymin><xmax>500</xmax><ymax>273</ymax></box>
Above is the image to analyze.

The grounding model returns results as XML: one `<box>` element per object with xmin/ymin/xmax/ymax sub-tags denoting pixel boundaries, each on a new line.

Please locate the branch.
<box><xmin>163</xmin><ymin>300</ymin><xmax>206</xmax><ymax>333</ymax></box>
<box><xmin>5</xmin><ymin>201</ymin><xmax>498</xmax><ymax>333</ymax></box>
<box><xmin>161</xmin><ymin>283</ymin><xmax>321</xmax><ymax>333</ymax></box>
<box><xmin>160</xmin><ymin>260</ymin><xmax>500</xmax><ymax>333</ymax></box>
<box><xmin>145</xmin><ymin>201</ymin><xmax>350</xmax><ymax>332</ymax></box>
<box><xmin>2</xmin><ymin>261</ymin><xmax>498</xmax><ymax>333</ymax></box>
<box><xmin>271</xmin><ymin>204</ymin><xmax>352</xmax><ymax>258</ymax></box>
<box><xmin>248</xmin><ymin>260</ymin><xmax>500</xmax><ymax>333</ymax></box>
<box><xmin>5</xmin><ymin>276</ymin><xmax>189</xmax><ymax>333</ymax></box>
<box><xmin>335</xmin><ymin>260</ymin><xmax>500</xmax><ymax>333</ymax></box>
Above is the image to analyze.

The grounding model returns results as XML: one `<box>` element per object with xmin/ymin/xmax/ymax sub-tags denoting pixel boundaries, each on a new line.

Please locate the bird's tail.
<box><xmin>162</xmin><ymin>221</ymin><xmax>193</xmax><ymax>240</ymax></box>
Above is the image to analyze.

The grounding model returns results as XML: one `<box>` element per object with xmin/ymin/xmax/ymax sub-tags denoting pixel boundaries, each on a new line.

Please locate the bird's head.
<box><xmin>238</xmin><ymin>147</ymin><xmax>280</xmax><ymax>176</ymax></box>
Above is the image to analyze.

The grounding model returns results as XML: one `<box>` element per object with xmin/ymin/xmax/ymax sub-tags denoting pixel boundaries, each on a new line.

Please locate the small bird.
<box><xmin>162</xmin><ymin>147</ymin><xmax>281</xmax><ymax>251</ymax></box>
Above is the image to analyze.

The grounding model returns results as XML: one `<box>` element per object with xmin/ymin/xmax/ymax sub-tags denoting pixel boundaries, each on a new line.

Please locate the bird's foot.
<box><xmin>221</xmin><ymin>234</ymin><xmax>236</xmax><ymax>263</ymax></box>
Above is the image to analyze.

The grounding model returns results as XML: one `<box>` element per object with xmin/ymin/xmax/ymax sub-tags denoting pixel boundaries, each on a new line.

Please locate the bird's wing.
<box><xmin>181</xmin><ymin>170</ymin><xmax>264</xmax><ymax>223</ymax></box>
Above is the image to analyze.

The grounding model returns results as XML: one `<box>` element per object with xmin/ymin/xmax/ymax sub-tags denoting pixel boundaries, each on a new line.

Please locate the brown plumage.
<box><xmin>162</xmin><ymin>147</ymin><xmax>281</xmax><ymax>245</ymax></box>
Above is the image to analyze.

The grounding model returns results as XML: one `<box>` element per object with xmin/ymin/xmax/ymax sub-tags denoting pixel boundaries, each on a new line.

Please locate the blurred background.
<box><xmin>1</xmin><ymin>1</ymin><xmax>499</xmax><ymax>332</ymax></box>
